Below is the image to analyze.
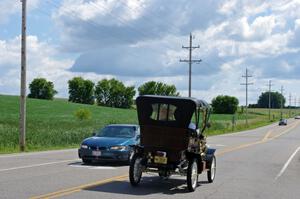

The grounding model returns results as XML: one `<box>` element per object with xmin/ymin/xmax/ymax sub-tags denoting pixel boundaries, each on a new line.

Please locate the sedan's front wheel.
<box><xmin>82</xmin><ymin>158</ymin><xmax>92</xmax><ymax>164</ymax></box>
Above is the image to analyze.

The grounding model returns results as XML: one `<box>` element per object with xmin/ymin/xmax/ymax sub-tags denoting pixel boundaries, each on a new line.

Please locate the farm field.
<box><xmin>0</xmin><ymin>95</ymin><xmax>298</xmax><ymax>153</ymax></box>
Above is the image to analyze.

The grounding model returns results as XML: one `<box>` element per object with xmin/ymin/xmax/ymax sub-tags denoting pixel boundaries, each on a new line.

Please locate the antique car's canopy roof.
<box><xmin>136</xmin><ymin>95</ymin><xmax>210</xmax><ymax>128</ymax></box>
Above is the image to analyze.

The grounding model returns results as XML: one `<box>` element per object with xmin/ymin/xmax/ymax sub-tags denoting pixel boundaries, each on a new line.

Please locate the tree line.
<box><xmin>27</xmin><ymin>77</ymin><xmax>286</xmax><ymax>113</ymax></box>
<box><xmin>28</xmin><ymin>78</ymin><xmax>179</xmax><ymax>109</ymax></box>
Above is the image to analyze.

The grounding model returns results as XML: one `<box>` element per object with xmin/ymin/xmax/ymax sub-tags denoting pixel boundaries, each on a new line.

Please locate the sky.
<box><xmin>0</xmin><ymin>0</ymin><xmax>300</xmax><ymax>105</ymax></box>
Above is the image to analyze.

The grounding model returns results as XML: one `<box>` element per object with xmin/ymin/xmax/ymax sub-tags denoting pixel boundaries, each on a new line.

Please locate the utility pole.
<box><xmin>267</xmin><ymin>80</ymin><xmax>273</xmax><ymax>121</ymax></box>
<box><xmin>20</xmin><ymin>0</ymin><xmax>27</xmax><ymax>152</ymax></box>
<box><xmin>241</xmin><ymin>68</ymin><xmax>253</xmax><ymax>127</ymax></box>
<box><xmin>298</xmin><ymin>98</ymin><xmax>300</xmax><ymax>115</ymax></box>
<box><xmin>294</xmin><ymin>97</ymin><xmax>297</xmax><ymax>116</ymax></box>
<box><xmin>289</xmin><ymin>93</ymin><xmax>292</xmax><ymax>118</ymax></box>
<box><xmin>180</xmin><ymin>33</ymin><xmax>201</xmax><ymax>97</ymax></box>
<box><xmin>280</xmin><ymin>86</ymin><xmax>284</xmax><ymax>119</ymax></box>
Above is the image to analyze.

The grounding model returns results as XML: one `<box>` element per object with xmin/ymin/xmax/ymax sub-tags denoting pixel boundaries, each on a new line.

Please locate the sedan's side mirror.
<box><xmin>92</xmin><ymin>132</ymin><xmax>96</xmax><ymax>136</ymax></box>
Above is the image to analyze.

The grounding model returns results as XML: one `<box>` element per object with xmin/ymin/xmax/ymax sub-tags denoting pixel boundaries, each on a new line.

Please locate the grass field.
<box><xmin>0</xmin><ymin>95</ymin><xmax>299</xmax><ymax>153</ymax></box>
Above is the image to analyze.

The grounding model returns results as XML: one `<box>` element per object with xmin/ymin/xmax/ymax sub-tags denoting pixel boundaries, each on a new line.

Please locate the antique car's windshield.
<box><xmin>96</xmin><ymin>126</ymin><xmax>136</xmax><ymax>138</ymax></box>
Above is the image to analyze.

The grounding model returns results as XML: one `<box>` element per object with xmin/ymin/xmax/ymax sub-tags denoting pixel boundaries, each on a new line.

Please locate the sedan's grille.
<box><xmin>89</xmin><ymin>146</ymin><xmax>107</xmax><ymax>150</ymax></box>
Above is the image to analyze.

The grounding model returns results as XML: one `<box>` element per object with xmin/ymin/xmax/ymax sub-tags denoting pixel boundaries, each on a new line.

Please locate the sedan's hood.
<box><xmin>82</xmin><ymin>137</ymin><xmax>135</xmax><ymax>147</ymax></box>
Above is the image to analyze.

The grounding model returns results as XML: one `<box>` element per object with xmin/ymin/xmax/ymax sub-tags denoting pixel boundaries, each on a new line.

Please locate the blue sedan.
<box><xmin>78</xmin><ymin>124</ymin><xmax>140</xmax><ymax>164</ymax></box>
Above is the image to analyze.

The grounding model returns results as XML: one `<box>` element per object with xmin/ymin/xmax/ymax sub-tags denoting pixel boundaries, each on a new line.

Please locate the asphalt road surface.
<box><xmin>1</xmin><ymin>119</ymin><xmax>300</xmax><ymax>199</ymax></box>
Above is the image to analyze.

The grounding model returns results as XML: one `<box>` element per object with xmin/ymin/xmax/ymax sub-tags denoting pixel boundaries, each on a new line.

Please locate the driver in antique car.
<box><xmin>188</xmin><ymin>122</ymin><xmax>207</xmax><ymax>156</ymax></box>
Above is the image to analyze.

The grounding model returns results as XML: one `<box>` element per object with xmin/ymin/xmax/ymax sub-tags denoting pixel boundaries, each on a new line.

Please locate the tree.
<box><xmin>68</xmin><ymin>77</ymin><xmax>94</xmax><ymax>104</ymax></box>
<box><xmin>138</xmin><ymin>81</ymin><xmax>179</xmax><ymax>96</ymax></box>
<box><xmin>28</xmin><ymin>78</ymin><xmax>57</xmax><ymax>100</ymax></box>
<box><xmin>95</xmin><ymin>78</ymin><xmax>136</xmax><ymax>108</ymax></box>
<box><xmin>257</xmin><ymin>91</ymin><xmax>285</xmax><ymax>108</ymax></box>
<box><xmin>211</xmin><ymin>95</ymin><xmax>239</xmax><ymax>114</ymax></box>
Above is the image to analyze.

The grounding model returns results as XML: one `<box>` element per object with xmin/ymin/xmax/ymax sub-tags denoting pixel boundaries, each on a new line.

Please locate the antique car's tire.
<box><xmin>82</xmin><ymin>158</ymin><xmax>92</xmax><ymax>164</ymax></box>
<box><xmin>207</xmin><ymin>155</ymin><xmax>216</xmax><ymax>183</ymax></box>
<box><xmin>129</xmin><ymin>154</ymin><xmax>143</xmax><ymax>186</ymax></box>
<box><xmin>187</xmin><ymin>158</ymin><xmax>198</xmax><ymax>192</ymax></box>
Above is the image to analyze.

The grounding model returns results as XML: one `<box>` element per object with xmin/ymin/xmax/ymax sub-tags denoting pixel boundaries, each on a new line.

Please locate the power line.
<box><xmin>241</xmin><ymin>68</ymin><xmax>253</xmax><ymax>127</ymax></box>
<box><xmin>46</xmin><ymin>0</ymin><xmax>186</xmax><ymax>56</ymax></box>
<box><xmin>179</xmin><ymin>33</ymin><xmax>201</xmax><ymax>97</ymax></box>
<box><xmin>116</xmin><ymin>1</ymin><xmax>180</xmax><ymax>36</ymax></box>
<box><xmin>44</xmin><ymin>0</ymin><xmax>142</xmax><ymax>58</ymax></box>
<box><xmin>89</xmin><ymin>1</ymin><xmax>157</xmax><ymax>40</ymax></box>
<box><xmin>20</xmin><ymin>0</ymin><xmax>27</xmax><ymax>152</ymax></box>
<box><xmin>87</xmin><ymin>1</ymin><xmax>182</xmax><ymax>54</ymax></box>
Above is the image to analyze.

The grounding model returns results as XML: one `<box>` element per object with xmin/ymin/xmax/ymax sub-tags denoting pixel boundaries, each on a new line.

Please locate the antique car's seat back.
<box><xmin>140</xmin><ymin>125</ymin><xmax>189</xmax><ymax>162</ymax></box>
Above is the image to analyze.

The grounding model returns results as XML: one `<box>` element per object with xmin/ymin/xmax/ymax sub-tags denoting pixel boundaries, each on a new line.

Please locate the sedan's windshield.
<box><xmin>96</xmin><ymin>126</ymin><xmax>136</xmax><ymax>138</ymax></box>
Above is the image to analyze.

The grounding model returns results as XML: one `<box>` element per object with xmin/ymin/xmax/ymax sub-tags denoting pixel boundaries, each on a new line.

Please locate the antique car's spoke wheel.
<box><xmin>207</xmin><ymin>155</ymin><xmax>216</xmax><ymax>183</ymax></box>
<box><xmin>129</xmin><ymin>154</ymin><xmax>143</xmax><ymax>186</ymax></box>
<box><xmin>187</xmin><ymin>158</ymin><xmax>198</xmax><ymax>192</ymax></box>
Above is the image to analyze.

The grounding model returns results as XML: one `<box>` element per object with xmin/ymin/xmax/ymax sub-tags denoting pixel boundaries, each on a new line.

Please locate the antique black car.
<box><xmin>129</xmin><ymin>95</ymin><xmax>216</xmax><ymax>192</ymax></box>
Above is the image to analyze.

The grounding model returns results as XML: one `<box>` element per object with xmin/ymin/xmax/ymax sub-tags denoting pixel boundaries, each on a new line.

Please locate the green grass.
<box><xmin>0</xmin><ymin>95</ymin><xmax>137</xmax><ymax>153</ymax></box>
<box><xmin>0</xmin><ymin>94</ymin><xmax>299</xmax><ymax>153</ymax></box>
<box><xmin>206</xmin><ymin>108</ymin><xmax>299</xmax><ymax>136</ymax></box>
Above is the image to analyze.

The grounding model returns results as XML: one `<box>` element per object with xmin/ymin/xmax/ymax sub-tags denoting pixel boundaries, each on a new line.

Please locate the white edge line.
<box><xmin>69</xmin><ymin>165</ymin><xmax>116</xmax><ymax>170</ymax></box>
<box><xmin>90</xmin><ymin>167</ymin><xmax>116</xmax><ymax>170</ymax></box>
<box><xmin>275</xmin><ymin>146</ymin><xmax>300</xmax><ymax>180</ymax></box>
<box><xmin>0</xmin><ymin>159</ymin><xmax>80</xmax><ymax>172</ymax></box>
<box><xmin>0</xmin><ymin>149</ymin><xmax>78</xmax><ymax>158</ymax></box>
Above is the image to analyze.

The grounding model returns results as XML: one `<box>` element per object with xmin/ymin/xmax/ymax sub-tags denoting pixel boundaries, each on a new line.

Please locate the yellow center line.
<box><xmin>262</xmin><ymin>130</ymin><xmax>273</xmax><ymax>142</ymax></box>
<box><xmin>47</xmin><ymin>189</ymin><xmax>81</xmax><ymax>199</ymax></box>
<box><xmin>268</xmin><ymin>121</ymin><xmax>299</xmax><ymax>140</ymax></box>
<box><xmin>30</xmin><ymin>120</ymin><xmax>300</xmax><ymax>199</ymax></box>
<box><xmin>29</xmin><ymin>174</ymin><xmax>128</xmax><ymax>199</ymax></box>
<box><xmin>215</xmin><ymin>140</ymin><xmax>262</xmax><ymax>156</ymax></box>
<box><xmin>216</xmin><ymin>120</ymin><xmax>300</xmax><ymax>156</ymax></box>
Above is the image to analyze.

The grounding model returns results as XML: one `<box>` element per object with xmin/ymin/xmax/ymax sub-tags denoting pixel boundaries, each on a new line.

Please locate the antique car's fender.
<box><xmin>205</xmin><ymin>148</ymin><xmax>216</xmax><ymax>168</ymax></box>
<box><xmin>129</xmin><ymin>145</ymin><xmax>144</xmax><ymax>157</ymax></box>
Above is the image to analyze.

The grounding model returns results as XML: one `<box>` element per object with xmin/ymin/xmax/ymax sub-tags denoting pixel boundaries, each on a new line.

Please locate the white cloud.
<box><xmin>58</xmin><ymin>0</ymin><xmax>147</xmax><ymax>23</ymax></box>
<box><xmin>0</xmin><ymin>0</ymin><xmax>40</xmax><ymax>24</ymax></box>
<box><xmin>1</xmin><ymin>0</ymin><xmax>300</xmax><ymax>104</ymax></box>
<box><xmin>218</xmin><ymin>0</ymin><xmax>238</xmax><ymax>15</ymax></box>
<box><xmin>0</xmin><ymin>35</ymin><xmax>113</xmax><ymax>97</ymax></box>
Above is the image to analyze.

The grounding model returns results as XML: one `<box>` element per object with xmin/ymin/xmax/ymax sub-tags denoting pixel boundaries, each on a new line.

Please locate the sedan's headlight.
<box><xmin>110</xmin><ymin>146</ymin><xmax>126</xmax><ymax>150</ymax></box>
<box><xmin>81</xmin><ymin>144</ymin><xmax>88</xmax><ymax>149</ymax></box>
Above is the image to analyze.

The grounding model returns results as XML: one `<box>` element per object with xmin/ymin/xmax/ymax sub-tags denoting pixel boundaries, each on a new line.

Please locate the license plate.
<box><xmin>154</xmin><ymin>156</ymin><xmax>167</xmax><ymax>164</ymax></box>
<box><xmin>92</xmin><ymin>151</ymin><xmax>101</xmax><ymax>156</ymax></box>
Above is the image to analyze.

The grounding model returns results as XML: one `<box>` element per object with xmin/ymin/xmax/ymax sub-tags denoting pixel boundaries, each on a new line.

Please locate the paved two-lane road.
<box><xmin>1</xmin><ymin>119</ymin><xmax>300</xmax><ymax>199</ymax></box>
